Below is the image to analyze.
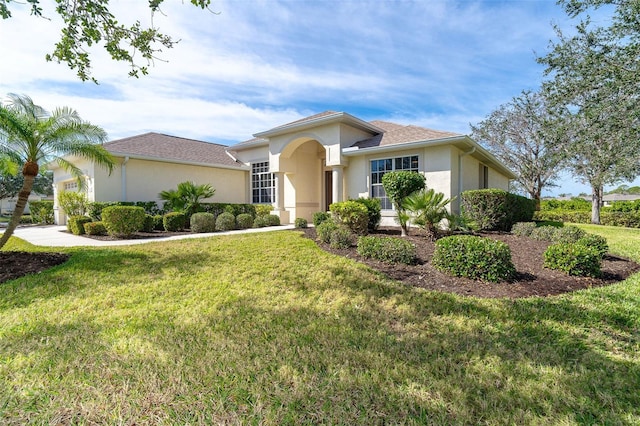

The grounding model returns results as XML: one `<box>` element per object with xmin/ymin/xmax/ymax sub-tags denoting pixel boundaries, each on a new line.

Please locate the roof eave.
<box><xmin>107</xmin><ymin>151</ymin><xmax>249</xmax><ymax>171</ymax></box>
<box><xmin>226</xmin><ymin>138</ymin><xmax>269</xmax><ymax>151</ymax></box>
<box><xmin>253</xmin><ymin>112</ymin><xmax>384</xmax><ymax>138</ymax></box>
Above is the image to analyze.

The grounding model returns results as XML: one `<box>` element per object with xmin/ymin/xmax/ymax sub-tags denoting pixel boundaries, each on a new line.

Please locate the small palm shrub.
<box><xmin>576</xmin><ymin>234</ymin><xmax>609</xmax><ymax>259</ymax></box>
<box><xmin>511</xmin><ymin>222</ymin><xmax>537</xmax><ymax>237</ymax></box>
<box><xmin>313</xmin><ymin>211</ymin><xmax>331</xmax><ymax>227</ymax></box>
<box><xmin>236</xmin><ymin>213</ymin><xmax>254</xmax><ymax>229</ymax></box>
<box><xmin>354</xmin><ymin>197</ymin><xmax>381</xmax><ymax>231</ymax></box>
<box><xmin>329</xmin><ymin>226</ymin><xmax>355</xmax><ymax>249</ymax></box>
<box><xmin>295</xmin><ymin>217</ymin><xmax>308</xmax><ymax>228</ymax></box>
<box><xmin>544</xmin><ymin>243</ymin><xmax>601</xmax><ymax>277</ymax></box>
<box><xmin>432</xmin><ymin>235</ymin><xmax>516</xmax><ymax>282</ymax></box>
<box><xmin>215</xmin><ymin>212</ymin><xmax>236</xmax><ymax>231</ymax></box>
<box><xmin>330</xmin><ymin>200</ymin><xmax>369</xmax><ymax>235</ymax></box>
<box><xmin>163</xmin><ymin>212</ymin><xmax>187</xmax><ymax>232</ymax></box>
<box><xmin>357</xmin><ymin>236</ymin><xmax>416</xmax><ymax>265</ymax></box>
<box><xmin>530</xmin><ymin>225</ymin><xmax>558</xmax><ymax>241</ymax></box>
<box><xmin>190</xmin><ymin>212</ymin><xmax>216</xmax><ymax>233</ymax></box>
<box><xmin>84</xmin><ymin>221</ymin><xmax>107</xmax><ymax>236</ymax></box>
<box><xmin>68</xmin><ymin>215</ymin><xmax>92</xmax><ymax>235</ymax></box>
<box><xmin>551</xmin><ymin>225</ymin><xmax>587</xmax><ymax>244</ymax></box>
<box><xmin>253</xmin><ymin>215</ymin><xmax>270</xmax><ymax>228</ymax></box>
<box><xmin>267</xmin><ymin>214</ymin><xmax>281</xmax><ymax>226</ymax></box>
<box><xmin>102</xmin><ymin>206</ymin><xmax>146</xmax><ymax>237</ymax></box>
<box><xmin>316</xmin><ymin>220</ymin><xmax>339</xmax><ymax>244</ymax></box>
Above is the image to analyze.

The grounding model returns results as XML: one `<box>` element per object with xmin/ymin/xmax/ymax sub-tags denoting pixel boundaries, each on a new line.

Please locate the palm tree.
<box><xmin>0</xmin><ymin>93</ymin><xmax>115</xmax><ymax>249</ymax></box>
<box><xmin>159</xmin><ymin>181</ymin><xmax>215</xmax><ymax>217</ymax></box>
<box><xmin>403</xmin><ymin>189</ymin><xmax>453</xmax><ymax>241</ymax></box>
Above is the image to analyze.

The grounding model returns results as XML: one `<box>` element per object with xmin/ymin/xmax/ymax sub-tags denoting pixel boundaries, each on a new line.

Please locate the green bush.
<box><xmin>267</xmin><ymin>214</ymin><xmax>281</xmax><ymax>226</ymax></box>
<box><xmin>316</xmin><ymin>220</ymin><xmax>339</xmax><ymax>244</ymax></box>
<box><xmin>432</xmin><ymin>235</ymin><xmax>516</xmax><ymax>282</ymax></box>
<box><xmin>330</xmin><ymin>200</ymin><xmax>369</xmax><ymax>235</ymax></box>
<box><xmin>19</xmin><ymin>215</ymin><xmax>32</xmax><ymax>224</ymax></box>
<box><xmin>329</xmin><ymin>226</ymin><xmax>355</xmax><ymax>249</ymax></box>
<box><xmin>142</xmin><ymin>214</ymin><xmax>155</xmax><ymax>232</ymax></box>
<box><xmin>68</xmin><ymin>215</ymin><xmax>92</xmax><ymax>235</ymax></box>
<box><xmin>357</xmin><ymin>236</ymin><xmax>416</xmax><ymax>265</ymax></box>
<box><xmin>313</xmin><ymin>211</ymin><xmax>331</xmax><ymax>227</ymax></box>
<box><xmin>295</xmin><ymin>217</ymin><xmax>308</xmax><ymax>228</ymax></box>
<box><xmin>28</xmin><ymin>200</ymin><xmax>54</xmax><ymax>224</ymax></box>
<box><xmin>236</xmin><ymin>213</ymin><xmax>254</xmax><ymax>229</ymax></box>
<box><xmin>381</xmin><ymin>171</ymin><xmax>426</xmax><ymax>235</ymax></box>
<box><xmin>354</xmin><ymin>197</ymin><xmax>381</xmax><ymax>231</ymax></box>
<box><xmin>511</xmin><ymin>222</ymin><xmax>537</xmax><ymax>237</ymax></box>
<box><xmin>540</xmin><ymin>198</ymin><xmax>591</xmax><ymax>211</ymax></box>
<box><xmin>163</xmin><ymin>212</ymin><xmax>187</xmax><ymax>232</ymax></box>
<box><xmin>190</xmin><ymin>212</ymin><xmax>216</xmax><ymax>233</ymax></box>
<box><xmin>253</xmin><ymin>215</ymin><xmax>270</xmax><ymax>228</ymax></box>
<box><xmin>102</xmin><ymin>206</ymin><xmax>146</xmax><ymax>237</ymax></box>
<box><xmin>534</xmin><ymin>209</ymin><xmax>640</xmax><ymax>228</ymax></box>
<box><xmin>576</xmin><ymin>234</ymin><xmax>609</xmax><ymax>258</ymax></box>
<box><xmin>530</xmin><ymin>225</ymin><xmax>558</xmax><ymax>241</ymax></box>
<box><xmin>153</xmin><ymin>215</ymin><xmax>164</xmax><ymax>231</ymax></box>
<box><xmin>544</xmin><ymin>243</ymin><xmax>601</xmax><ymax>277</ymax></box>
<box><xmin>551</xmin><ymin>225</ymin><xmax>587</xmax><ymax>244</ymax></box>
<box><xmin>87</xmin><ymin>201</ymin><xmax>163</xmax><ymax>221</ymax></box>
<box><xmin>215</xmin><ymin>212</ymin><xmax>236</xmax><ymax>231</ymax></box>
<box><xmin>58</xmin><ymin>190</ymin><xmax>88</xmax><ymax>217</ymax></box>
<box><xmin>254</xmin><ymin>204</ymin><xmax>272</xmax><ymax>217</ymax></box>
<box><xmin>84</xmin><ymin>221</ymin><xmax>107</xmax><ymax>236</ymax></box>
<box><xmin>461</xmin><ymin>189</ymin><xmax>535</xmax><ymax>231</ymax></box>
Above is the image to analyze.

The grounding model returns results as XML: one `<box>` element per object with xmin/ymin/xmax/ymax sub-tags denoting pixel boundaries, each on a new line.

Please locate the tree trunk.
<box><xmin>0</xmin><ymin>173</ymin><xmax>36</xmax><ymax>250</ymax></box>
<box><xmin>591</xmin><ymin>185</ymin><xmax>602</xmax><ymax>225</ymax></box>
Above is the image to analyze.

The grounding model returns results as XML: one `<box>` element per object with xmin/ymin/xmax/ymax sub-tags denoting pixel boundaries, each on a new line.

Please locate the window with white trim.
<box><xmin>370</xmin><ymin>155</ymin><xmax>419</xmax><ymax>209</ymax></box>
<box><xmin>251</xmin><ymin>162</ymin><xmax>274</xmax><ymax>204</ymax></box>
<box><xmin>63</xmin><ymin>181</ymin><xmax>79</xmax><ymax>191</ymax></box>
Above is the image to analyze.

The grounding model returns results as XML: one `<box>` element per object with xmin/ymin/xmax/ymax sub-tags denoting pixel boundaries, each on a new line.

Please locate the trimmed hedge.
<box><xmin>461</xmin><ymin>189</ymin><xmax>535</xmax><ymax>231</ymax></box>
<box><xmin>534</xmin><ymin>210</ymin><xmax>640</xmax><ymax>228</ymax></box>
<box><xmin>266</xmin><ymin>214</ymin><xmax>280</xmax><ymax>226</ymax></box>
<box><xmin>190</xmin><ymin>212</ymin><xmax>216</xmax><ymax>233</ymax></box>
<box><xmin>544</xmin><ymin>243</ymin><xmax>601</xmax><ymax>277</ymax></box>
<box><xmin>163</xmin><ymin>212</ymin><xmax>187</xmax><ymax>232</ymax></box>
<box><xmin>432</xmin><ymin>235</ymin><xmax>516</xmax><ymax>282</ymax></box>
<box><xmin>253</xmin><ymin>215</ymin><xmax>270</xmax><ymax>228</ymax></box>
<box><xmin>530</xmin><ymin>225</ymin><xmax>558</xmax><ymax>241</ymax></box>
<box><xmin>316</xmin><ymin>220</ymin><xmax>339</xmax><ymax>244</ymax></box>
<box><xmin>357</xmin><ymin>236</ymin><xmax>416</xmax><ymax>264</ymax></box>
<box><xmin>68</xmin><ymin>215</ymin><xmax>92</xmax><ymax>235</ymax></box>
<box><xmin>102</xmin><ymin>206</ymin><xmax>146</xmax><ymax>237</ymax></box>
<box><xmin>87</xmin><ymin>201</ymin><xmax>162</xmax><ymax>220</ymax></box>
<box><xmin>295</xmin><ymin>217</ymin><xmax>308</xmax><ymax>228</ymax></box>
<box><xmin>254</xmin><ymin>205</ymin><xmax>273</xmax><ymax>217</ymax></box>
<box><xmin>511</xmin><ymin>222</ymin><xmax>536</xmax><ymax>237</ymax></box>
<box><xmin>28</xmin><ymin>200</ymin><xmax>54</xmax><ymax>224</ymax></box>
<box><xmin>330</xmin><ymin>200</ymin><xmax>369</xmax><ymax>235</ymax></box>
<box><xmin>313</xmin><ymin>211</ymin><xmax>331</xmax><ymax>227</ymax></box>
<box><xmin>576</xmin><ymin>234</ymin><xmax>609</xmax><ymax>259</ymax></box>
<box><xmin>142</xmin><ymin>214</ymin><xmax>156</xmax><ymax>232</ymax></box>
<box><xmin>84</xmin><ymin>221</ymin><xmax>107</xmax><ymax>236</ymax></box>
<box><xmin>354</xmin><ymin>197</ymin><xmax>381</xmax><ymax>231</ymax></box>
<box><xmin>551</xmin><ymin>225</ymin><xmax>586</xmax><ymax>244</ymax></box>
<box><xmin>215</xmin><ymin>212</ymin><xmax>236</xmax><ymax>231</ymax></box>
<box><xmin>200</xmin><ymin>203</ymin><xmax>257</xmax><ymax>219</ymax></box>
<box><xmin>236</xmin><ymin>213</ymin><xmax>254</xmax><ymax>229</ymax></box>
<box><xmin>329</xmin><ymin>226</ymin><xmax>355</xmax><ymax>249</ymax></box>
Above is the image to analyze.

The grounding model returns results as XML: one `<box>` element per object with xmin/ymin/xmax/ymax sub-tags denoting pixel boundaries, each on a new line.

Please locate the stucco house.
<box><xmin>51</xmin><ymin>111</ymin><xmax>515</xmax><ymax>225</ymax></box>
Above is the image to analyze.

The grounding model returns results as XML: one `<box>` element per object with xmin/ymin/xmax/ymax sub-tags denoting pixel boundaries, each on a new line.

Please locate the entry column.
<box><xmin>273</xmin><ymin>171</ymin><xmax>290</xmax><ymax>224</ymax></box>
<box><xmin>331</xmin><ymin>165</ymin><xmax>344</xmax><ymax>204</ymax></box>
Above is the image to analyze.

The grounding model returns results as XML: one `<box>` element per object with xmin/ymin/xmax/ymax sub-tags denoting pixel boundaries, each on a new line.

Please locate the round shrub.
<box><xmin>576</xmin><ymin>234</ymin><xmax>609</xmax><ymax>259</ymax></box>
<box><xmin>511</xmin><ymin>222</ymin><xmax>536</xmax><ymax>237</ymax></box>
<box><xmin>354</xmin><ymin>197</ymin><xmax>381</xmax><ymax>231</ymax></box>
<box><xmin>432</xmin><ymin>235</ymin><xmax>516</xmax><ymax>282</ymax></box>
<box><xmin>253</xmin><ymin>215</ymin><xmax>270</xmax><ymax>228</ymax></box>
<box><xmin>266</xmin><ymin>214</ymin><xmax>280</xmax><ymax>226</ymax></box>
<box><xmin>357</xmin><ymin>236</ymin><xmax>416</xmax><ymax>265</ymax></box>
<box><xmin>330</xmin><ymin>200</ymin><xmax>369</xmax><ymax>235</ymax></box>
<box><xmin>236</xmin><ymin>213</ymin><xmax>254</xmax><ymax>229</ymax></box>
<box><xmin>530</xmin><ymin>225</ymin><xmax>558</xmax><ymax>241</ymax></box>
<box><xmin>142</xmin><ymin>214</ymin><xmax>155</xmax><ymax>232</ymax></box>
<box><xmin>551</xmin><ymin>225</ymin><xmax>587</xmax><ymax>244</ymax></box>
<box><xmin>295</xmin><ymin>217</ymin><xmax>308</xmax><ymax>228</ymax></box>
<box><xmin>190</xmin><ymin>212</ymin><xmax>216</xmax><ymax>233</ymax></box>
<box><xmin>313</xmin><ymin>211</ymin><xmax>331</xmax><ymax>227</ymax></box>
<box><xmin>215</xmin><ymin>212</ymin><xmax>236</xmax><ymax>231</ymax></box>
<box><xmin>153</xmin><ymin>215</ymin><xmax>164</xmax><ymax>231</ymax></box>
<box><xmin>68</xmin><ymin>215</ymin><xmax>92</xmax><ymax>235</ymax></box>
<box><xmin>316</xmin><ymin>220</ymin><xmax>339</xmax><ymax>244</ymax></box>
<box><xmin>84</xmin><ymin>221</ymin><xmax>107</xmax><ymax>236</ymax></box>
<box><xmin>329</xmin><ymin>226</ymin><xmax>355</xmax><ymax>249</ymax></box>
<box><xmin>102</xmin><ymin>206</ymin><xmax>146</xmax><ymax>237</ymax></box>
<box><xmin>163</xmin><ymin>211</ymin><xmax>187</xmax><ymax>232</ymax></box>
<box><xmin>254</xmin><ymin>204</ymin><xmax>273</xmax><ymax>217</ymax></box>
<box><xmin>544</xmin><ymin>243</ymin><xmax>601</xmax><ymax>277</ymax></box>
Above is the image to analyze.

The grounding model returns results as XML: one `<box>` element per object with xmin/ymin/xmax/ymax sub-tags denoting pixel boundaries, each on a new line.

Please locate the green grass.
<box><xmin>1</xmin><ymin>230</ymin><xmax>640</xmax><ymax>424</ymax></box>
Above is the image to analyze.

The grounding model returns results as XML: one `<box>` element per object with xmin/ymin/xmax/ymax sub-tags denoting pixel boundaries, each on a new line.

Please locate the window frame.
<box><xmin>370</xmin><ymin>154</ymin><xmax>420</xmax><ymax>210</ymax></box>
<box><xmin>251</xmin><ymin>161</ymin><xmax>275</xmax><ymax>204</ymax></box>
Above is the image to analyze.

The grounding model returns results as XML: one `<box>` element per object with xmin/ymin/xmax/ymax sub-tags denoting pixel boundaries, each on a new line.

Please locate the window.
<box><xmin>63</xmin><ymin>181</ymin><xmax>78</xmax><ymax>191</ymax></box>
<box><xmin>370</xmin><ymin>155</ymin><xmax>419</xmax><ymax>209</ymax></box>
<box><xmin>479</xmin><ymin>164</ymin><xmax>489</xmax><ymax>189</ymax></box>
<box><xmin>251</xmin><ymin>162</ymin><xmax>274</xmax><ymax>204</ymax></box>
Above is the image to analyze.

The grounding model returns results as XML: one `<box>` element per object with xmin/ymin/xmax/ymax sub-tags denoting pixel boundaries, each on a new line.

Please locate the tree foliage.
<box><xmin>381</xmin><ymin>171</ymin><xmax>426</xmax><ymax>236</ymax></box>
<box><xmin>539</xmin><ymin>0</ymin><xmax>640</xmax><ymax>224</ymax></box>
<box><xmin>159</xmin><ymin>181</ymin><xmax>215</xmax><ymax>218</ymax></box>
<box><xmin>403</xmin><ymin>189</ymin><xmax>453</xmax><ymax>241</ymax></box>
<box><xmin>471</xmin><ymin>90</ymin><xmax>565</xmax><ymax>209</ymax></box>
<box><xmin>0</xmin><ymin>0</ymin><xmax>214</xmax><ymax>82</ymax></box>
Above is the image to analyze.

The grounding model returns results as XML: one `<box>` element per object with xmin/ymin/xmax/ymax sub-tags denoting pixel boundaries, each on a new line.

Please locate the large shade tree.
<box><xmin>1</xmin><ymin>0</ymin><xmax>214</xmax><ymax>82</ymax></box>
<box><xmin>0</xmin><ymin>93</ymin><xmax>115</xmax><ymax>249</ymax></box>
<box><xmin>539</xmin><ymin>0</ymin><xmax>640</xmax><ymax>224</ymax></box>
<box><xmin>471</xmin><ymin>90</ymin><xmax>566</xmax><ymax>209</ymax></box>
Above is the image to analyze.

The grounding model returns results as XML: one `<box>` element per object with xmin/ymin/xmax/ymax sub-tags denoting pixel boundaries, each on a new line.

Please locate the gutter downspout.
<box><xmin>457</xmin><ymin>146</ymin><xmax>476</xmax><ymax>213</ymax></box>
<box><xmin>121</xmin><ymin>156</ymin><xmax>129</xmax><ymax>201</ymax></box>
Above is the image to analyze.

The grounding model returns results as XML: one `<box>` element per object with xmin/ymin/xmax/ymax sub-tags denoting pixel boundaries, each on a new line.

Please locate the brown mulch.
<box><xmin>0</xmin><ymin>251</ymin><xmax>70</xmax><ymax>284</ymax></box>
<box><xmin>300</xmin><ymin>227</ymin><xmax>640</xmax><ymax>299</ymax></box>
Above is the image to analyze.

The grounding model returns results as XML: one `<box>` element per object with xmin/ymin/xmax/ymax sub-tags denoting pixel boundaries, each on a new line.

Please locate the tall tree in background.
<box><xmin>471</xmin><ymin>90</ymin><xmax>565</xmax><ymax>209</ymax></box>
<box><xmin>0</xmin><ymin>93</ymin><xmax>115</xmax><ymax>250</ymax></box>
<box><xmin>539</xmin><ymin>0</ymin><xmax>640</xmax><ymax>224</ymax></box>
<box><xmin>0</xmin><ymin>0</ymin><xmax>214</xmax><ymax>82</ymax></box>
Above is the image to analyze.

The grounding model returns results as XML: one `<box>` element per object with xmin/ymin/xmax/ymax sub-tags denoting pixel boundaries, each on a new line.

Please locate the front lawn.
<box><xmin>1</xmin><ymin>230</ymin><xmax>639</xmax><ymax>424</ymax></box>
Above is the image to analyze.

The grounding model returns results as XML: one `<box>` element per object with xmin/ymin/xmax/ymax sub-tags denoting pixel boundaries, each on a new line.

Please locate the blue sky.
<box><xmin>0</xmin><ymin>0</ymin><xmax>635</xmax><ymax>196</ymax></box>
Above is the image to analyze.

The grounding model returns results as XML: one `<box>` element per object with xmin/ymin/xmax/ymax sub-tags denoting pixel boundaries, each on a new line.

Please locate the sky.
<box><xmin>0</xmin><ymin>0</ymin><xmax>635</xmax><ymax>197</ymax></box>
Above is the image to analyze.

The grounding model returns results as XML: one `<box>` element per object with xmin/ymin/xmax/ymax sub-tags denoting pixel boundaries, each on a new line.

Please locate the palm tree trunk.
<box><xmin>0</xmin><ymin>174</ymin><xmax>36</xmax><ymax>250</ymax></box>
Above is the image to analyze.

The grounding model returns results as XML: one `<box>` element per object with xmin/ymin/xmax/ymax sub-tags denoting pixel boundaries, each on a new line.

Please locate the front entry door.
<box><xmin>324</xmin><ymin>171</ymin><xmax>333</xmax><ymax>212</ymax></box>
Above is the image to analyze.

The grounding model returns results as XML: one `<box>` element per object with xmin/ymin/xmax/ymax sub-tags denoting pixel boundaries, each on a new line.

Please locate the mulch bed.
<box><xmin>0</xmin><ymin>251</ymin><xmax>70</xmax><ymax>285</ymax></box>
<box><xmin>299</xmin><ymin>227</ymin><xmax>640</xmax><ymax>299</ymax></box>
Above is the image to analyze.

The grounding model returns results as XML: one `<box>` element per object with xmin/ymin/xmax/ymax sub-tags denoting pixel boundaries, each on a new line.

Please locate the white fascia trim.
<box><xmin>253</xmin><ymin>112</ymin><xmax>384</xmax><ymax>138</ymax></box>
<box><xmin>108</xmin><ymin>152</ymin><xmax>250</xmax><ymax>171</ymax></box>
<box><xmin>226</xmin><ymin>138</ymin><xmax>269</xmax><ymax>151</ymax></box>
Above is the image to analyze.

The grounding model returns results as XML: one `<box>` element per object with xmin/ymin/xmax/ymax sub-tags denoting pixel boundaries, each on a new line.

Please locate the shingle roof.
<box><xmin>103</xmin><ymin>132</ymin><xmax>242</xmax><ymax>168</ymax></box>
<box><xmin>352</xmin><ymin>120</ymin><xmax>462</xmax><ymax>149</ymax></box>
<box><xmin>268</xmin><ymin>110</ymin><xmax>340</xmax><ymax>130</ymax></box>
